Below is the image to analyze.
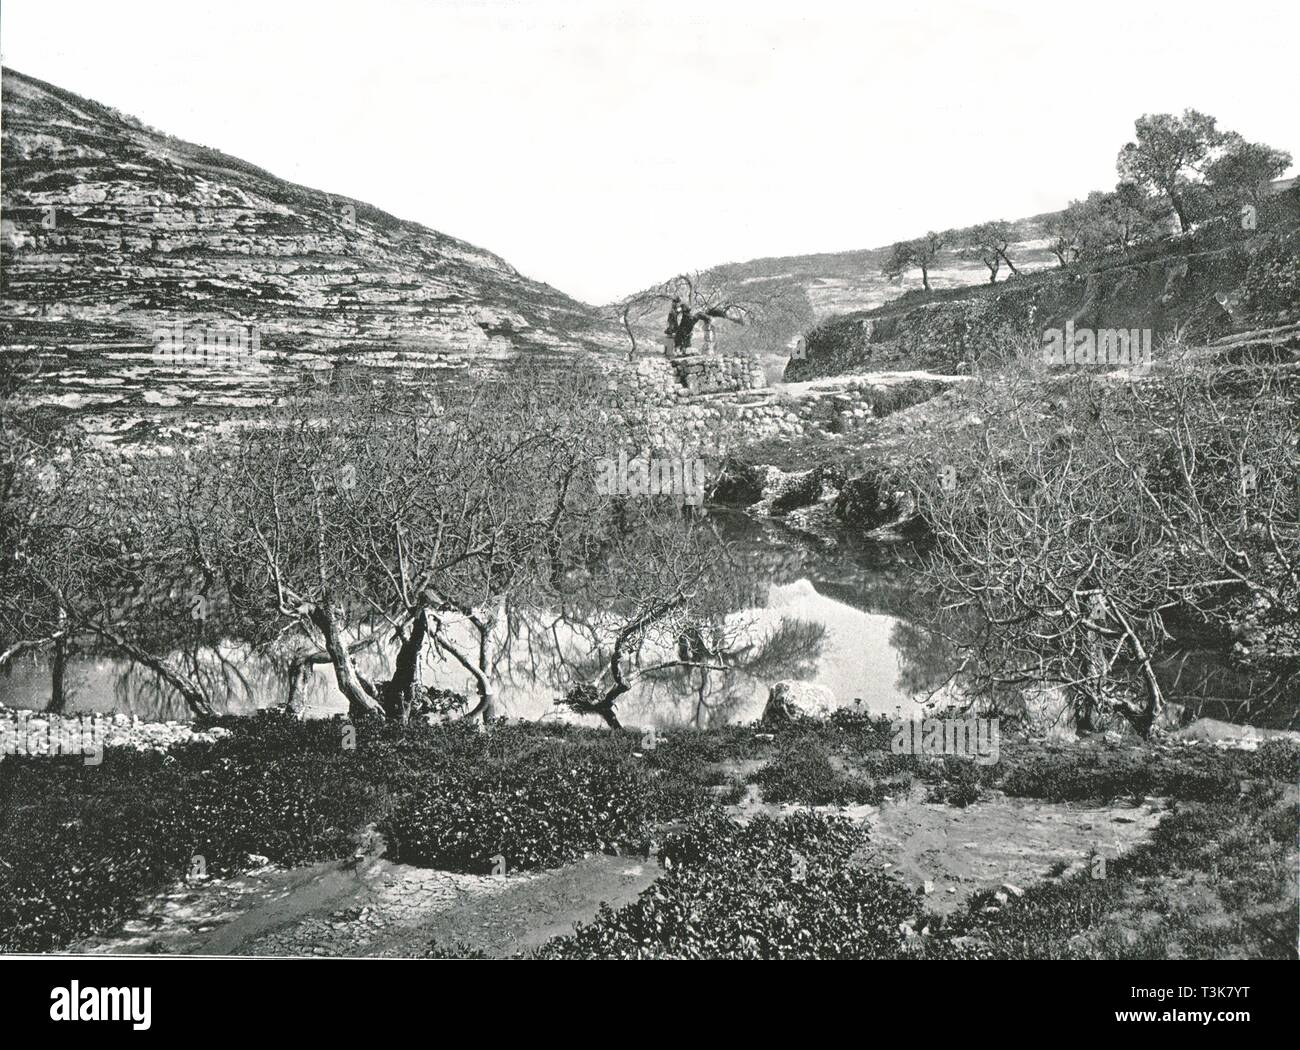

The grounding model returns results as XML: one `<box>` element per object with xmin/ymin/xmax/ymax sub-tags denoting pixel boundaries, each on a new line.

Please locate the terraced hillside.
<box><xmin>0</xmin><ymin>68</ymin><xmax>623</xmax><ymax>442</ymax></box>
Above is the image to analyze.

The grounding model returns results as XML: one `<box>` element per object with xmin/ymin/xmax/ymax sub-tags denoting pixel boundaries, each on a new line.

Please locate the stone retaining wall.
<box><xmin>598</xmin><ymin>354</ymin><xmax>809</xmax><ymax>454</ymax></box>
<box><xmin>590</xmin><ymin>353</ymin><xmax>952</xmax><ymax>457</ymax></box>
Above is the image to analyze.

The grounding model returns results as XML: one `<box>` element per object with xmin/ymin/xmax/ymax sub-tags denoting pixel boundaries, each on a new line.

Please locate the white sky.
<box><xmin>1</xmin><ymin>0</ymin><xmax>1295</xmax><ymax>303</ymax></box>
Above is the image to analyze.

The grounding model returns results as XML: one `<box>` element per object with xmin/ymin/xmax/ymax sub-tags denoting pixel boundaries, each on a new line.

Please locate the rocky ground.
<box><xmin>0</xmin><ymin>704</ymin><xmax>229</xmax><ymax>759</ymax></box>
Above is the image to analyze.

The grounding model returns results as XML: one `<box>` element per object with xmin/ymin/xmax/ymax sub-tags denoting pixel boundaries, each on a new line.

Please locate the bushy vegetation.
<box><xmin>924</xmin><ymin>789</ymin><xmax>1296</xmax><ymax>959</ymax></box>
<box><xmin>380</xmin><ymin>747</ymin><xmax>653</xmax><ymax>872</ymax></box>
<box><xmin>925</xmin><ymin>760</ymin><xmax>984</xmax><ymax>807</ymax></box>
<box><xmin>996</xmin><ymin>740</ymin><xmax>1296</xmax><ymax>803</ymax></box>
<box><xmin>750</xmin><ymin>736</ymin><xmax>884</xmax><ymax>806</ymax></box>
<box><xmin>0</xmin><ymin>716</ymin><xmax>712</xmax><ymax>951</ymax></box>
<box><xmin>0</xmin><ymin>716</ymin><xmax>384</xmax><ymax>951</ymax></box>
<box><xmin>533</xmin><ymin>757</ymin><xmax>1296</xmax><ymax>961</ymax></box>
<box><xmin>1</xmin><ymin>708</ymin><xmax>1293</xmax><ymax>956</ymax></box>
<box><xmin>532</xmin><ymin>812</ymin><xmax>919</xmax><ymax>959</ymax></box>
<box><xmin>1242</xmin><ymin>232</ymin><xmax>1300</xmax><ymax>318</ymax></box>
<box><xmin>1254</xmin><ymin>738</ymin><xmax>1300</xmax><ymax>782</ymax></box>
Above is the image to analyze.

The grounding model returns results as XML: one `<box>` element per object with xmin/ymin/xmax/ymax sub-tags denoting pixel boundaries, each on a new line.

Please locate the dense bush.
<box><xmin>0</xmin><ymin>746</ymin><xmax>383</xmax><ymax>950</ymax></box>
<box><xmin>379</xmin><ymin>746</ymin><xmax>654</xmax><ymax>872</ymax></box>
<box><xmin>994</xmin><ymin>746</ymin><xmax>1268</xmax><ymax>804</ymax></box>
<box><xmin>1253</xmin><ymin>738</ymin><xmax>1300</xmax><ymax>782</ymax></box>
<box><xmin>750</xmin><ymin>736</ymin><xmax>884</xmax><ymax>805</ymax></box>
<box><xmin>1243</xmin><ymin>233</ymin><xmax>1300</xmax><ymax>317</ymax></box>
<box><xmin>926</xmin><ymin>759</ymin><xmax>985</xmax><ymax>807</ymax></box>
<box><xmin>533</xmin><ymin>787</ymin><xmax>1297</xmax><ymax>960</ymax></box>
<box><xmin>533</xmin><ymin>812</ymin><xmax>918</xmax><ymax>959</ymax></box>
<box><xmin>3</xmin><ymin>709</ymin><xmax>1292</xmax><ymax>957</ymax></box>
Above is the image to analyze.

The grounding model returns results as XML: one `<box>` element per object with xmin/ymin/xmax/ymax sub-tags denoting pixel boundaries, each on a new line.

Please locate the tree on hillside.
<box><xmin>1059</xmin><ymin>186</ymin><xmax>1170</xmax><ymax>262</ymax></box>
<box><xmin>1117</xmin><ymin>109</ymin><xmax>1228</xmax><ymax>233</ymax></box>
<box><xmin>958</xmin><ymin>221</ymin><xmax>1018</xmax><ymax>283</ymax></box>
<box><xmin>1042</xmin><ymin>208</ymin><xmax>1084</xmax><ymax>267</ymax></box>
<box><xmin>1205</xmin><ymin>136</ymin><xmax>1293</xmax><ymax>208</ymax></box>
<box><xmin>912</xmin><ymin>230</ymin><xmax>949</xmax><ymax>290</ymax></box>
<box><xmin>882</xmin><ymin>230</ymin><xmax>949</xmax><ymax>290</ymax></box>
<box><xmin>880</xmin><ymin>241</ymin><xmax>916</xmax><ymax>283</ymax></box>
<box><xmin>1101</xmin><ymin>183</ymin><xmax>1171</xmax><ymax>258</ymax></box>
<box><xmin>617</xmin><ymin>270</ymin><xmax>807</xmax><ymax>360</ymax></box>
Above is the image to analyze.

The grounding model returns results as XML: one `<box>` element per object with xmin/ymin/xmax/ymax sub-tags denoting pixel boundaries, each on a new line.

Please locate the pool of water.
<box><xmin>2</xmin><ymin>510</ymin><xmax>1292</xmax><ymax>729</ymax></box>
<box><xmin>0</xmin><ymin>512</ymin><xmax>944</xmax><ymax>727</ymax></box>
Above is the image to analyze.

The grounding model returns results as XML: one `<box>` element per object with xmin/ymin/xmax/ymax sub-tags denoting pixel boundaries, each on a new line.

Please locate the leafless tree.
<box><xmin>902</xmin><ymin>338</ymin><xmax>1297</xmax><ymax>735</ymax></box>
<box><xmin>3</xmin><ymin>435</ymin><xmax>231</xmax><ymax>718</ymax></box>
<box><xmin>0</xmin><ymin>362</ymin><xmax>624</xmax><ymax>723</ymax></box>
<box><xmin>553</xmin><ymin>505</ymin><xmax>745</xmax><ymax>728</ymax></box>
<box><xmin>200</xmin><ymin>368</ymin><xmax>614</xmax><ymax>722</ymax></box>
<box><xmin>616</xmin><ymin>269</ymin><xmax>808</xmax><ymax>360</ymax></box>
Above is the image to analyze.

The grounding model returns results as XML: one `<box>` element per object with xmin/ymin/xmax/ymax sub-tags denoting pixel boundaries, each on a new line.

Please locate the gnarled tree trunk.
<box><xmin>308</xmin><ymin>605</ymin><xmax>384</xmax><ymax>720</ymax></box>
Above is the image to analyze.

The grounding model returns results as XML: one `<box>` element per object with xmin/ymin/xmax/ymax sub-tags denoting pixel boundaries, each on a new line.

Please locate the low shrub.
<box><xmin>926</xmin><ymin>761</ymin><xmax>983</xmax><ymax>807</ymax></box>
<box><xmin>533</xmin><ymin>812</ymin><xmax>918</xmax><ymax>959</ymax></box>
<box><xmin>379</xmin><ymin>746</ymin><xmax>654</xmax><ymax>872</ymax></box>
<box><xmin>1253</xmin><ymin>738</ymin><xmax>1300</xmax><ymax>782</ymax></box>
<box><xmin>750</xmin><ymin>736</ymin><xmax>882</xmax><ymax>805</ymax></box>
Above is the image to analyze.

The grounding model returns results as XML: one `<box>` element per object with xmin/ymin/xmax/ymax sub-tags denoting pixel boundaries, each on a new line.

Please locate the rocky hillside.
<box><xmin>789</xmin><ymin>195</ymin><xmax>1300</xmax><ymax>381</ymax></box>
<box><xmin>626</xmin><ymin>184</ymin><xmax>1298</xmax><ymax>384</ymax></box>
<box><xmin>703</xmin><ymin>215</ymin><xmax>1058</xmax><ymax>318</ymax></box>
<box><xmin>616</xmin><ymin>217</ymin><xmax>1060</xmax><ymax>378</ymax></box>
<box><xmin>0</xmin><ymin>68</ymin><xmax>623</xmax><ymax>440</ymax></box>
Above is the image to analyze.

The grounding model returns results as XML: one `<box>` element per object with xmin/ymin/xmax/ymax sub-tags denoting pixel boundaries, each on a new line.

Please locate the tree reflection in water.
<box><xmin>6</xmin><ymin>508</ymin><xmax>1285</xmax><ymax>728</ymax></box>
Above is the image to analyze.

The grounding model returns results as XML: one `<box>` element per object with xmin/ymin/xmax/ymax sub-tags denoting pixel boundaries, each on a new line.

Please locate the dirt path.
<box><xmin>75</xmin><ymin>853</ymin><xmax>659</xmax><ymax>959</ymax></box>
<box><xmin>728</xmin><ymin>784</ymin><xmax>1168</xmax><ymax>913</ymax></box>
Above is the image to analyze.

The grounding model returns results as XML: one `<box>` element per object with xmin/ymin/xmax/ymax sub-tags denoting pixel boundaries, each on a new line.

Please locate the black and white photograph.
<box><xmin>0</xmin><ymin>0</ymin><xmax>1296</xmax><ymax>1010</ymax></box>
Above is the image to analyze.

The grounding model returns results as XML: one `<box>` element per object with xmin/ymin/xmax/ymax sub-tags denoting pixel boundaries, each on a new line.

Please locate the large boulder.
<box><xmin>761</xmin><ymin>680</ymin><xmax>836</xmax><ymax>724</ymax></box>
